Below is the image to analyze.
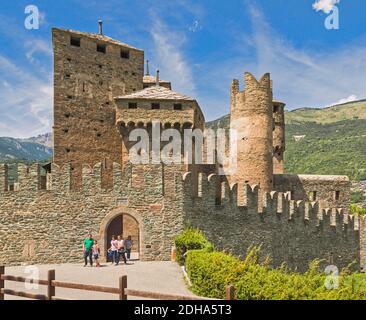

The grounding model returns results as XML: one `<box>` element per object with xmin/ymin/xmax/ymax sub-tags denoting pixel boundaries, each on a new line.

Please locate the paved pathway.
<box><xmin>3</xmin><ymin>259</ymin><xmax>194</xmax><ymax>300</ymax></box>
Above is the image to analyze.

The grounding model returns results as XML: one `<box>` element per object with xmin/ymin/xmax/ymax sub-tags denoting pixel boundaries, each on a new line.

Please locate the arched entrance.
<box><xmin>105</xmin><ymin>213</ymin><xmax>140</xmax><ymax>261</ymax></box>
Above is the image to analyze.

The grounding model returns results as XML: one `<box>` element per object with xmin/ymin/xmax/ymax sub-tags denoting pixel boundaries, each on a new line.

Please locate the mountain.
<box><xmin>21</xmin><ymin>133</ymin><xmax>53</xmax><ymax>148</ymax></box>
<box><xmin>1</xmin><ymin>100</ymin><xmax>365</xmax><ymax>180</ymax></box>
<box><xmin>286</xmin><ymin>99</ymin><xmax>366</xmax><ymax>124</ymax></box>
<box><xmin>207</xmin><ymin>100</ymin><xmax>366</xmax><ymax>181</ymax></box>
<box><xmin>0</xmin><ymin>135</ymin><xmax>52</xmax><ymax>162</ymax></box>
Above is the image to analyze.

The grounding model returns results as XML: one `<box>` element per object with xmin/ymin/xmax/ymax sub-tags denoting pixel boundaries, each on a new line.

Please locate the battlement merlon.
<box><xmin>178</xmin><ymin>170</ymin><xmax>355</xmax><ymax>230</ymax></box>
<box><xmin>0</xmin><ymin>163</ymin><xmax>8</xmax><ymax>191</ymax></box>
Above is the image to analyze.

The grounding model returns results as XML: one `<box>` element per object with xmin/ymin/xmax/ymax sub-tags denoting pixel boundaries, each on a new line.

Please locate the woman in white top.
<box><xmin>108</xmin><ymin>235</ymin><xmax>118</xmax><ymax>265</ymax></box>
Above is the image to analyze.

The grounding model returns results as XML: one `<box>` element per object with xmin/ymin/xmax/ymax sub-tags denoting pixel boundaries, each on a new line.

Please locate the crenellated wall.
<box><xmin>0</xmin><ymin>163</ymin><xmax>184</xmax><ymax>266</ymax></box>
<box><xmin>179</xmin><ymin>172</ymin><xmax>360</xmax><ymax>272</ymax></box>
<box><xmin>0</xmin><ymin>163</ymin><xmax>360</xmax><ymax>272</ymax></box>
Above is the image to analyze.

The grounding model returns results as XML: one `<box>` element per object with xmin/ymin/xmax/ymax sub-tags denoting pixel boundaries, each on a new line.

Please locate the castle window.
<box><xmin>132</xmin><ymin>72</ymin><xmax>136</xmax><ymax>76</ymax></box>
<box><xmin>97</xmin><ymin>133</ymin><xmax>102</xmax><ymax>137</ymax></box>
<box><xmin>309</xmin><ymin>191</ymin><xmax>317</xmax><ymax>201</ymax></box>
<box><xmin>70</xmin><ymin>37</ymin><xmax>81</xmax><ymax>47</ymax></box>
<box><xmin>215</xmin><ymin>197</ymin><xmax>222</xmax><ymax>206</ymax></box>
<box><xmin>121</xmin><ymin>49</ymin><xmax>130</xmax><ymax>59</ymax></box>
<box><xmin>64</xmin><ymin>113</ymin><xmax>70</xmax><ymax>118</ymax></box>
<box><xmin>66</xmin><ymin>148</ymin><xmax>71</xmax><ymax>153</ymax></box>
<box><xmin>174</xmin><ymin>103</ymin><xmax>182</xmax><ymax>110</ymax></box>
<box><xmin>128</xmin><ymin>102</ymin><xmax>137</xmax><ymax>109</ymax></box>
<box><xmin>63</xmin><ymin>129</ymin><xmax>69</xmax><ymax>133</ymax></box>
<box><xmin>334</xmin><ymin>190</ymin><xmax>341</xmax><ymax>200</ymax></box>
<box><xmin>67</xmin><ymin>95</ymin><xmax>73</xmax><ymax>99</ymax></box>
<box><xmin>273</xmin><ymin>105</ymin><xmax>279</xmax><ymax>113</ymax></box>
<box><xmin>67</xmin><ymin>58</ymin><xmax>72</xmax><ymax>62</ymax></box>
<box><xmin>97</xmin><ymin>44</ymin><xmax>106</xmax><ymax>54</ymax></box>
<box><xmin>152</xmin><ymin>103</ymin><xmax>160</xmax><ymax>110</ymax></box>
<box><xmin>65</xmin><ymin>74</ymin><xmax>71</xmax><ymax>79</ymax></box>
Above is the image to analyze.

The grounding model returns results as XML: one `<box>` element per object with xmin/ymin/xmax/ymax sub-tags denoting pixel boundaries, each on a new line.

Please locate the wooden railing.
<box><xmin>0</xmin><ymin>266</ymin><xmax>235</xmax><ymax>300</ymax></box>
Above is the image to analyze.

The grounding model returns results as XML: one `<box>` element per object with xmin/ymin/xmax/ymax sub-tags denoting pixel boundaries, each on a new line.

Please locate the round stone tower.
<box><xmin>230</xmin><ymin>72</ymin><xmax>274</xmax><ymax>194</ymax></box>
<box><xmin>272</xmin><ymin>100</ymin><xmax>286</xmax><ymax>174</ymax></box>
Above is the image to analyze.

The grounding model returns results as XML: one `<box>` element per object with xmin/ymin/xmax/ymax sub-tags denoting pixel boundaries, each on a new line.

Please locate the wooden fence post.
<box><xmin>47</xmin><ymin>270</ymin><xmax>55</xmax><ymax>300</ymax></box>
<box><xmin>0</xmin><ymin>266</ymin><xmax>4</xmax><ymax>300</ymax></box>
<box><xmin>119</xmin><ymin>275</ymin><xmax>127</xmax><ymax>300</ymax></box>
<box><xmin>226</xmin><ymin>285</ymin><xmax>235</xmax><ymax>300</ymax></box>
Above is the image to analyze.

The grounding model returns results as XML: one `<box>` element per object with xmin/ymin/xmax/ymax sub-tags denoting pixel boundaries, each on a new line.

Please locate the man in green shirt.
<box><xmin>83</xmin><ymin>233</ymin><xmax>94</xmax><ymax>267</ymax></box>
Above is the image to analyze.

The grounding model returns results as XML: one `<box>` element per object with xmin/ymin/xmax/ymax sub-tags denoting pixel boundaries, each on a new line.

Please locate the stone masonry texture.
<box><xmin>0</xmin><ymin>27</ymin><xmax>361</xmax><ymax>272</ymax></box>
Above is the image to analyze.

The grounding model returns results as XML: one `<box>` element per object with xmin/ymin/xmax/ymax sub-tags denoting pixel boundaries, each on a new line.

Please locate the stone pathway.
<box><xmin>3</xmin><ymin>260</ymin><xmax>194</xmax><ymax>300</ymax></box>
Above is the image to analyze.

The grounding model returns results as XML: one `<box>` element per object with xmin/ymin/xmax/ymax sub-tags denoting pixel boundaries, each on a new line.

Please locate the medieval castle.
<box><xmin>0</xmin><ymin>25</ymin><xmax>364</xmax><ymax>272</ymax></box>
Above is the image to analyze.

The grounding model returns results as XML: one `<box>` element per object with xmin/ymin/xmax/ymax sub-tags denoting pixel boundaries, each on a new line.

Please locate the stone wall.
<box><xmin>274</xmin><ymin>174</ymin><xmax>350</xmax><ymax>213</ymax></box>
<box><xmin>0</xmin><ymin>163</ymin><xmax>184</xmax><ymax>266</ymax></box>
<box><xmin>52</xmin><ymin>28</ymin><xmax>144</xmax><ymax>188</ymax></box>
<box><xmin>0</xmin><ymin>163</ymin><xmax>359</xmax><ymax>272</ymax></box>
<box><xmin>180</xmin><ymin>172</ymin><xmax>360</xmax><ymax>272</ymax></box>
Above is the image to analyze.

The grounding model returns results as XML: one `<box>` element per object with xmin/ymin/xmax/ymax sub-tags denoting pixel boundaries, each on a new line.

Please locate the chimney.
<box><xmin>156</xmin><ymin>69</ymin><xmax>160</xmax><ymax>86</ymax></box>
<box><xmin>146</xmin><ymin>60</ymin><xmax>150</xmax><ymax>76</ymax></box>
<box><xmin>98</xmin><ymin>20</ymin><xmax>103</xmax><ymax>35</ymax></box>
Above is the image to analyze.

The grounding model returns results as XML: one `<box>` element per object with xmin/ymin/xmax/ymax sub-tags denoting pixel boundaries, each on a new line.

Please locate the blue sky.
<box><xmin>1</xmin><ymin>0</ymin><xmax>366</xmax><ymax>137</ymax></box>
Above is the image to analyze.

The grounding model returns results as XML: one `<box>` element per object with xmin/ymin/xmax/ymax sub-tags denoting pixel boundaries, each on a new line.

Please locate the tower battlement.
<box><xmin>178</xmin><ymin>171</ymin><xmax>357</xmax><ymax>232</ymax></box>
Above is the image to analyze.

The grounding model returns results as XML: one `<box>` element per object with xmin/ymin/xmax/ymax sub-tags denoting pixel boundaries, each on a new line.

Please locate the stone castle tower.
<box><xmin>0</xmin><ymin>25</ymin><xmax>356</xmax><ymax>270</ymax></box>
<box><xmin>52</xmin><ymin>28</ymin><xmax>144</xmax><ymax>187</ymax></box>
<box><xmin>272</xmin><ymin>100</ymin><xmax>286</xmax><ymax>174</ymax></box>
<box><xmin>230</xmin><ymin>72</ymin><xmax>274</xmax><ymax>194</ymax></box>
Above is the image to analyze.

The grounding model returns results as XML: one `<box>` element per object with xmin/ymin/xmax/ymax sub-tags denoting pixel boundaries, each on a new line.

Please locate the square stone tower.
<box><xmin>52</xmin><ymin>27</ymin><xmax>144</xmax><ymax>187</ymax></box>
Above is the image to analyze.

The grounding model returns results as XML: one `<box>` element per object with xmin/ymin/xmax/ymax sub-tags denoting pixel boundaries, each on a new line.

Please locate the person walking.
<box><xmin>109</xmin><ymin>235</ymin><xmax>118</xmax><ymax>265</ymax></box>
<box><xmin>83</xmin><ymin>233</ymin><xmax>94</xmax><ymax>267</ymax></box>
<box><xmin>116</xmin><ymin>235</ymin><xmax>127</xmax><ymax>265</ymax></box>
<box><xmin>124</xmin><ymin>235</ymin><xmax>133</xmax><ymax>261</ymax></box>
<box><xmin>92</xmin><ymin>240</ymin><xmax>101</xmax><ymax>267</ymax></box>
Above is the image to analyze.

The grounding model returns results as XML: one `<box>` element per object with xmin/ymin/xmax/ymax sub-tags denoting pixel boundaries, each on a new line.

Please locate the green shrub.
<box><xmin>174</xmin><ymin>228</ymin><xmax>213</xmax><ymax>265</ymax></box>
<box><xmin>351</xmin><ymin>191</ymin><xmax>366</xmax><ymax>204</ymax></box>
<box><xmin>179</xmin><ymin>230</ymin><xmax>366</xmax><ymax>300</ymax></box>
<box><xmin>350</xmin><ymin>204</ymin><xmax>366</xmax><ymax>215</ymax></box>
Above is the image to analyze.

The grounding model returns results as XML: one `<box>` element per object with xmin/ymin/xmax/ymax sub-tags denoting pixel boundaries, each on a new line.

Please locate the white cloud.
<box><xmin>188</xmin><ymin>20</ymin><xmax>202</xmax><ymax>32</ymax></box>
<box><xmin>25</xmin><ymin>38</ymin><xmax>52</xmax><ymax>62</ymax></box>
<box><xmin>38</xmin><ymin>11</ymin><xmax>47</xmax><ymax>26</ymax></box>
<box><xmin>0</xmin><ymin>55</ymin><xmax>53</xmax><ymax>138</ymax></box>
<box><xmin>150</xmin><ymin>17</ymin><xmax>196</xmax><ymax>96</ymax></box>
<box><xmin>241</xmin><ymin>3</ymin><xmax>366</xmax><ymax>110</ymax></box>
<box><xmin>312</xmin><ymin>0</ymin><xmax>340</xmax><ymax>14</ymax></box>
<box><xmin>327</xmin><ymin>95</ymin><xmax>358</xmax><ymax>107</ymax></box>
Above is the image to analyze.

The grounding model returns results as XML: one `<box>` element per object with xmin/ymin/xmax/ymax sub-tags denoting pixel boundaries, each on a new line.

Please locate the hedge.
<box><xmin>176</xmin><ymin>229</ymin><xmax>366</xmax><ymax>300</ymax></box>
<box><xmin>174</xmin><ymin>227</ymin><xmax>213</xmax><ymax>265</ymax></box>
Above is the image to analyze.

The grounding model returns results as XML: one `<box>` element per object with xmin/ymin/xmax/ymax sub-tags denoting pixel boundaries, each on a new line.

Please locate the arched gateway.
<box><xmin>99</xmin><ymin>207</ymin><xmax>141</xmax><ymax>261</ymax></box>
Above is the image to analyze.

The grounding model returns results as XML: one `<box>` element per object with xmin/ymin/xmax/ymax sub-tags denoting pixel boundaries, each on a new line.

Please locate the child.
<box><xmin>92</xmin><ymin>240</ymin><xmax>101</xmax><ymax>267</ymax></box>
